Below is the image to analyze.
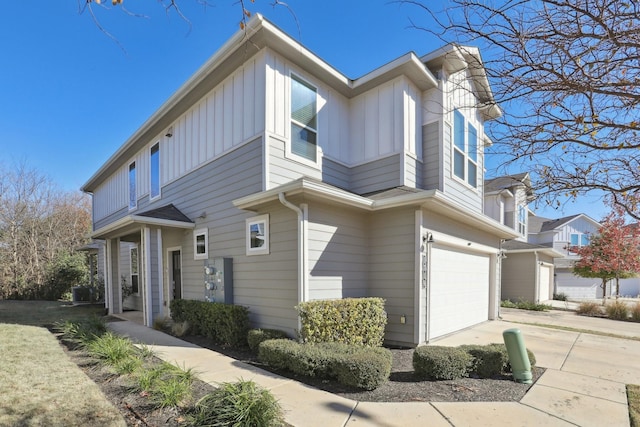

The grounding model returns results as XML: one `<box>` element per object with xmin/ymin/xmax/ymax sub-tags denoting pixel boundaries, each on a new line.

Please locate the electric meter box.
<box><xmin>203</xmin><ymin>257</ymin><xmax>233</xmax><ymax>304</ymax></box>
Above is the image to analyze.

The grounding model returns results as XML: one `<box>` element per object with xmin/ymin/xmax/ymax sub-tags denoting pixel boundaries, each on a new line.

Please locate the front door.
<box><xmin>171</xmin><ymin>250</ymin><xmax>182</xmax><ymax>300</ymax></box>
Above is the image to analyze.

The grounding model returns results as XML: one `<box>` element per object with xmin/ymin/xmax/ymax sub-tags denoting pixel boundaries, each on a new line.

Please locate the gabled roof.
<box><xmin>501</xmin><ymin>240</ymin><xmax>563</xmax><ymax>257</ymax></box>
<box><xmin>81</xmin><ymin>14</ymin><xmax>498</xmax><ymax>193</ymax></box>
<box><xmin>91</xmin><ymin>204</ymin><xmax>194</xmax><ymax>239</ymax></box>
<box><xmin>528</xmin><ymin>213</ymin><xmax>600</xmax><ymax>234</ymax></box>
<box><xmin>484</xmin><ymin>172</ymin><xmax>532</xmax><ymax>196</ymax></box>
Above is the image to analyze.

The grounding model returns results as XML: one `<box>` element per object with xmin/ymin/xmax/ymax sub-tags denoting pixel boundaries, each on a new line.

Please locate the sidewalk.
<box><xmin>108</xmin><ymin>310</ymin><xmax>640</xmax><ymax>426</ymax></box>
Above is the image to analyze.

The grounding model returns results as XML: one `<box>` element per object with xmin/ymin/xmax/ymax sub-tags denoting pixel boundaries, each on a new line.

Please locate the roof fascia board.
<box><xmin>504</xmin><ymin>248</ymin><xmax>565</xmax><ymax>257</ymax></box>
<box><xmin>351</xmin><ymin>53</ymin><xmax>438</xmax><ymax>95</ymax></box>
<box><xmin>91</xmin><ymin>214</ymin><xmax>195</xmax><ymax>239</ymax></box>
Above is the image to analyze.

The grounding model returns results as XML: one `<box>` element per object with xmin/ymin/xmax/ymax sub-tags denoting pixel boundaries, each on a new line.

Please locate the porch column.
<box><xmin>106</xmin><ymin>238</ymin><xmax>122</xmax><ymax>315</ymax></box>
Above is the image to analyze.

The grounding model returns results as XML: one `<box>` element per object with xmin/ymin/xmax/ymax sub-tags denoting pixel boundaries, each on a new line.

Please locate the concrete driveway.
<box><xmin>430</xmin><ymin>308</ymin><xmax>640</xmax><ymax>426</ymax></box>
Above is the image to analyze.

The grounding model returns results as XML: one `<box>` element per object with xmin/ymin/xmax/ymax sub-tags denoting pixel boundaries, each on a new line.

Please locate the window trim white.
<box><xmin>193</xmin><ymin>228</ymin><xmax>209</xmax><ymax>260</ymax></box>
<box><xmin>149</xmin><ymin>142</ymin><xmax>161</xmax><ymax>201</ymax></box>
<box><xmin>246</xmin><ymin>214</ymin><xmax>270</xmax><ymax>256</ymax></box>
<box><xmin>287</xmin><ymin>72</ymin><xmax>320</xmax><ymax>167</ymax></box>
<box><xmin>128</xmin><ymin>161</ymin><xmax>137</xmax><ymax>211</ymax></box>
<box><xmin>451</xmin><ymin>109</ymin><xmax>479</xmax><ymax>189</ymax></box>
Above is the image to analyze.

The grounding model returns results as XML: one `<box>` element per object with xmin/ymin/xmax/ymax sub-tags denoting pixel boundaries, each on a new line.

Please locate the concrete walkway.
<box><xmin>108</xmin><ymin>309</ymin><xmax>640</xmax><ymax>427</ymax></box>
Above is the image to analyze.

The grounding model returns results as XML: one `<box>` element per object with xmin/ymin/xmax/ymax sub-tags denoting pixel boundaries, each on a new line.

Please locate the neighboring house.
<box><xmin>613</xmin><ymin>223</ymin><xmax>640</xmax><ymax>298</ymax></box>
<box><xmin>528</xmin><ymin>213</ymin><xmax>603</xmax><ymax>299</ymax></box>
<box><xmin>484</xmin><ymin>173</ymin><xmax>562</xmax><ymax>303</ymax></box>
<box><xmin>81</xmin><ymin>14</ymin><xmax>517</xmax><ymax>347</ymax></box>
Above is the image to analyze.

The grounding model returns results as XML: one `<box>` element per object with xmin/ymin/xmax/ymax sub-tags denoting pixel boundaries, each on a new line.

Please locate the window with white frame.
<box><xmin>193</xmin><ymin>228</ymin><xmax>209</xmax><ymax>260</ymax></box>
<box><xmin>246</xmin><ymin>214</ymin><xmax>269</xmax><ymax>256</ymax></box>
<box><xmin>570</xmin><ymin>233</ymin><xmax>590</xmax><ymax>247</ymax></box>
<box><xmin>453</xmin><ymin>109</ymin><xmax>478</xmax><ymax>188</ymax></box>
<box><xmin>128</xmin><ymin>162</ymin><xmax>137</xmax><ymax>210</ymax></box>
<box><xmin>518</xmin><ymin>205</ymin><xmax>527</xmax><ymax>235</ymax></box>
<box><xmin>150</xmin><ymin>142</ymin><xmax>160</xmax><ymax>200</ymax></box>
<box><xmin>290</xmin><ymin>74</ymin><xmax>318</xmax><ymax>162</ymax></box>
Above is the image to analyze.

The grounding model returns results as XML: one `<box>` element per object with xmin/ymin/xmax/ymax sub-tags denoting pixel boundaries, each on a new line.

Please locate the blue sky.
<box><xmin>0</xmin><ymin>1</ymin><xmax>608</xmax><ymax>220</ymax></box>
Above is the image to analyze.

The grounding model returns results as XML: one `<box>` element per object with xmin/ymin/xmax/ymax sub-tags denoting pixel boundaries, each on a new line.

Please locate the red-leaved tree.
<box><xmin>573</xmin><ymin>208</ymin><xmax>640</xmax><ymax>302</ymax></box>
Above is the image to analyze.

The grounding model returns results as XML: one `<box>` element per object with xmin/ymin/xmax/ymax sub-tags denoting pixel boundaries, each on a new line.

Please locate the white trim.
<box><xmin>143</xmin><ymin>228</ymin><xmax>153</xmax><ymax>326</ymax></box>
<box><xmin>105</xmin><ymin>239</ymin><xmax>113</xmax><ymax>313</ymax></box>
<box><xmin>91</xmin><ymin>215</ymin><xmax>194</xmax><ymax>239</ymax></box>
<box><xmin>193</xmin><ymin>228</ymin><xmax>209</xmax><ymax>260</ymax></box>
<box><xmin>149</xmin><ymin>141</ymin><xmax>162</xmax><ymax>202</ymax></box>
<box><xmin>246</xmin><ymin>214</ymin><xmax>270</xmax><ymax>256</ymax></box>
<box><xmin>128</xmin><ymin>161</ymin><xmax>137</xmax><ymax>211</ymax></box>
<box><xmin>156</xmin><ymin>229</ymin><xmax>164</xmax><ymax>316</ymax></box>
<box><xmin>287</xmin><ymin>72</ymin><xmax>321</xmax><ymax>168</ymax></box>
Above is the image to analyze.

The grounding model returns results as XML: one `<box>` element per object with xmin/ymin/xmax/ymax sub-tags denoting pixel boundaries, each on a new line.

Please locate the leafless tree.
<box><xmin>403</xmin><ymin>0</ymin><xmax>640</xmax><ymax>217</ymax></box>
<box><xmin>0</xmin><ymin>163</ymin><xmax>91</xmax><ymax>299</ymax></box>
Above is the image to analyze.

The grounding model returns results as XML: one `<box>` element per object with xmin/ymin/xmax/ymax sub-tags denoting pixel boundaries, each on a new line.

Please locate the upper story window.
<box><xmin>128</xmin><ymin>162</ymin><xmax>137</xmax><ymax>210</ymax></box>
<box><xmin>570</xmin><ymin>233</ymin><xmax>590</xmax><ymax>247</ymax></box>
<box><xmin>150</xmin><ymin>142</ymin><xmax>160</xmax><ymax>200</ymax></box>
<box><xmin>518</xmin><ymin>205</ymin><xmax>527</xmax><ymax>235</ymax></box>
<box><xmin>290</xmin><ymin>74</ymin><xmax>318</xmax><ymax>162</ymax></box>
<box><xmin>453</xmin><ymin>109</ymin><xmax>478</xmax><ymax>188</ymax></box>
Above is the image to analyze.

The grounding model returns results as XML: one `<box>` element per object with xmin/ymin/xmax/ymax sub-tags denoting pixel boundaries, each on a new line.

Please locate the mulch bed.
<box><xmin>56</xmin><ymin>330</ymin><xmax>542</xmax><ymax>426</ymax></box>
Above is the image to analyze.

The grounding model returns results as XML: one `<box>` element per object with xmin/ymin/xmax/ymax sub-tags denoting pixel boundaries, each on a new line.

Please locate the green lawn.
<box><xmin>0</xmin><ymin>300</ymin><xmax>124</xmax><ymax>427</ymax></box>
<box><xmin>629</xmin><ymin>385</ymin><xmax>640</xmax><ymax>427</ymax></box>
<box><xmin>0</xmin><ymin>300</ymin><xmax>105</xmax><ymax>326</ymax></box>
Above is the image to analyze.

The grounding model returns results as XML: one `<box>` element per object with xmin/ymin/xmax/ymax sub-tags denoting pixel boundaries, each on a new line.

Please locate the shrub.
<box><xmin>247</xmin><ymin>328</ymin><xmax>289</xmax><ymax>353</ymax></box>
<box><xmin>258</xmin><ymin>339</ymin><xmax>392</xmax><ymax>389</ymax></box>
<box><xmin>188</xmin><ymin>380</ymin><xmax>284</xmax><ymax>427</ymax></box>
<box><xmin>631</xmin><ymin>303</ymin><xmax>640</xmax><ymax>322</ymax></box>
<box><xmin>460</xmin><ymin>344</ymin><xmax>508</xmax><ymax>378</ymax></box>
<box><xmin>606</xmin><ymin>300</ymin><xmax>629</xmax><ymax>320</ymax></box>
<box><xmin>333</xmin><ymin>351</ymin><xmax>392</xmax><ymax>390</ymax></box>
<box><xmin>413</xmin><ymin>346</ymin><xmax>473</xmax><ymax>380</ymax></box>
<box><xmin>297</xmin><ymin>297</ymin><xmax>387</xmax><ymax>346</ymax></box>
<box><xmin>500</xmin><ymin>299</ymin><xmax>552</xmax><ymax>311</ymax></box>
<box><xmin>553</xmin><ymin>292</ymin><xmax>569</xmax><ymax>301</ymax></box>
<box><xmin>170</xmin><ymin>299</ymin><xmax>250</xmax><ymax>347</ymax></box>
<box><xmin>43</xmin><ymin>252</ymin><xmax>90</xmax><ymax>301</ymax></box>
<box><xmin>577</xmin><ymin>301</ymin><xmax>603</xmax><ymax>317</ymax></box>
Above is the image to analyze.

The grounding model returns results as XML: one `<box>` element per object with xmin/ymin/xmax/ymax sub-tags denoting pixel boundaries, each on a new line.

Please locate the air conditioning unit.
<box><xmin>71</xmin><ymin>287</ymin><xmax>92</xmax><ymax>305</ymax></box>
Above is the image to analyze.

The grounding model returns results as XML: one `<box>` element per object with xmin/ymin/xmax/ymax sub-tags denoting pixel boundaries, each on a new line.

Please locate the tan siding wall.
<box><xmin>501</xmin><ymin>253</ymin><xmax>536</xmax><ymax>302</ymax></box>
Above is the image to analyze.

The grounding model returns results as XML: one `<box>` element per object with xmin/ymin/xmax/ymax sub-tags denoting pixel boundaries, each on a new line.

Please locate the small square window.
<box><xmin>246</xmin><ymin>214</ymin><xmax>269</xmax><ymax>256</ymax></box>
<box><xmin>194</xmin><ymin>228</ymin><xmax>208</xmax><ymax>260</ymax></box>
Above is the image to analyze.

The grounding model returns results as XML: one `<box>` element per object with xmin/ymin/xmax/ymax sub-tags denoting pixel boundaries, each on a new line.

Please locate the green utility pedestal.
<box><xmin>503</xmin><ymin>328</ymin><xmax>532</xmax><ymax>384</ymax></box>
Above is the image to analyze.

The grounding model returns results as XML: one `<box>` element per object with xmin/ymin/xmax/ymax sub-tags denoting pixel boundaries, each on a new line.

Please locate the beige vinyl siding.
<box><xmin>369</xmin><ymin>208</ymin><xmax>416</xmax><ymax>345</ymax></box>
<box><xmin>351</xmin><ymin>155</ymin><xmax>401</xmax><ymax>195</ymax></box>
<box><xmin>307</xmin><ymin>204</ymin><xmax>368</xmax><ymax>300</ymax></box>
<box><xmin>422</xmin><ymin>121</ymin><xmax>441</xmax><ymax>191</ymax></box>
<box><xmin>321</xmin><ymin>158</ymin><xmax>350</xmax><ymax>190</ymax></box>
<box><xmin>92</xmin><ymin>52</ymin><xmax>267</xmax><ymax>225</ymax></box>
<box><xmin>404</xmin><ymin>153</ymin><xmax>422</xmax><ymax>189</ymax></box>
<box><xmin>501</xmin><ymin>253</ymin><xmax>536</xmax><ymax>302</ymax></box>
<box><xmin>267</xmin><ymin>135</ymin><xmax>323</xmax><ymax>188</ymax></box>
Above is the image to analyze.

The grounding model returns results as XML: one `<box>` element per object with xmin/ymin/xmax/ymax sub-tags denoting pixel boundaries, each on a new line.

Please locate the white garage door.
<box><xmin>555</xmin><ymin>271</ymin><xmax>601</xmax><ymax>299</ymax></box>
<box><xmin>538</xmin><ymin>264</ymin><xmax>552</xmax><ymax>302</ymax></box>
<box><xmin>429</xmin><ymin>245</ymin><xmax>491</xmax><ymax>339</ymax></box>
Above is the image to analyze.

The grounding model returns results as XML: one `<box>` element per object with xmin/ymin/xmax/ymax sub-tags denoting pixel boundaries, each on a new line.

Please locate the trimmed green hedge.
<box><xmin>414</xmin><ymin>344</ymin><xmax>537</xmax><ymax>380</ymax></box>
<box><xmin>258</xmin><ymin>339</ymin><xmax>392</xmax><ymax>390</ymax></box>
<box><xmin>169</xmin><ymin>299</ymin><xmax>249</xmax><ymax>347</ymax></box>
<box><xmin>247</xmin><ymin>329</ymin><xmax>289</xmax><ymax>353</ymax></box>
<box><xmin>413</xmin><ymin>346</ymin><xmax>473</xmax><ymax>380</ymax></box>
<box><xmin>297</xmin><ymin>298</ymin><xmax>387</xmax><ymax>347</ymax></box>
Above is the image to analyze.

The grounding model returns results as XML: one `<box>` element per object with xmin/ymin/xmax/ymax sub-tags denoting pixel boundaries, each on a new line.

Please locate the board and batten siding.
<box><xmin>368</xmin><ymin>208</ymin><xmax>416</xmax><ymax>345</ymax></box>
<box><xmin>307</xmin><ymin>204</ymin><xmax>369</xmax><ymax>300</ymax></box>
<box><xmin>92</xmin><ymin>51</ymin><xmax>267</xmax><ymax>226</ymax></box>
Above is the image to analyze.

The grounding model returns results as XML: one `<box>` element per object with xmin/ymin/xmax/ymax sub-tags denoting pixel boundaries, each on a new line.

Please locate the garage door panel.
<box><xmin>429</xmin><ymin>246</ymin><xmax>490</xmax><ymax>339</ymax></box>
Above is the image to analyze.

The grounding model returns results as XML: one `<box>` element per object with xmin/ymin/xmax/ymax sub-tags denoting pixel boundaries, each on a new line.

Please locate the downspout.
<box><xmin>533</xmin><ymin>250</ymin><xmax>539</xmax><ymax>303</ymax></box>
<box><xmin>278</xmin><ymin>193</ymin><xmax>309</xmax><ymax>308</ymax></box>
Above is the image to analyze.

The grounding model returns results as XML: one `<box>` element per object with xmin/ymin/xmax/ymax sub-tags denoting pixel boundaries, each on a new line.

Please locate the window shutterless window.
<box><xmin>290</xmin><ymin>75</ymin><xmax>318</xmax><ymax>162</ymax></box>
<box><xmin>130</xmin><ymin>247</ymin><xmax>139</xmax><ymax>294</ymax></box>
<box><xmin>150</xmin><ymin>143</ymin><xmax>160</xmax><ymax>199</ymax></box>
<box><xmin>452</xmin><ymin>109</ymin><xmax>479</xmax><ymax>188</ymax></box>
<box><xmin>518</xmin><ymin>205</ymin><xmax>527</xmax><ymax>235</ymax></box>
<box><xmin>194</xmin><ymin>228</ymin><xmax>209</xmax><ymax>260</ymax></box>
<box><xmin>128</xmin><ymin>162</ymin><xmax>137</xmax><ymax>210</ymax></box>
<box><xmin>246</xmin><ymin>214</ymin><xmax>269</xmax><ymax>256</ymax></box>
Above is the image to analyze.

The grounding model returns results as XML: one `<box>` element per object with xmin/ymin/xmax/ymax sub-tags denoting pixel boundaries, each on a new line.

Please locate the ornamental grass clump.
<box><xmin>631</xmin><ymin>302</ymin><xmax>640</xmax><ymax>322</ymax></box>
<box><xmin>188</xmin><ymin>380</ymin><xmax>284</xmax><ymax>427</ymax></box>
<box><xmin>606</xmin><ymin>300</ymin><xmax>629</xmax><ymax>320</ymax></box>
<box><xmin>576</xmin><ymin>301</ymin><xmax>603</xmax><ymax>317</ymax></box>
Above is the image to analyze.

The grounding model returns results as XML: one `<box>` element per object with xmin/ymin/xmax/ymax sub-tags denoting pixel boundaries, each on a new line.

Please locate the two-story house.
<box><xmin>81</xmin><ymin>15</ymin><xmax>517</xmax><ymax>347</ymax></box>
<box><xmin>528</xmin><ymin>213</ymin><xmax>603</xmax><ymax>299</ymax></box>
<box><xmin>484</xmin><ymin>173</ymin><xmax>562</xmax><ymax>303</ymax></box>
